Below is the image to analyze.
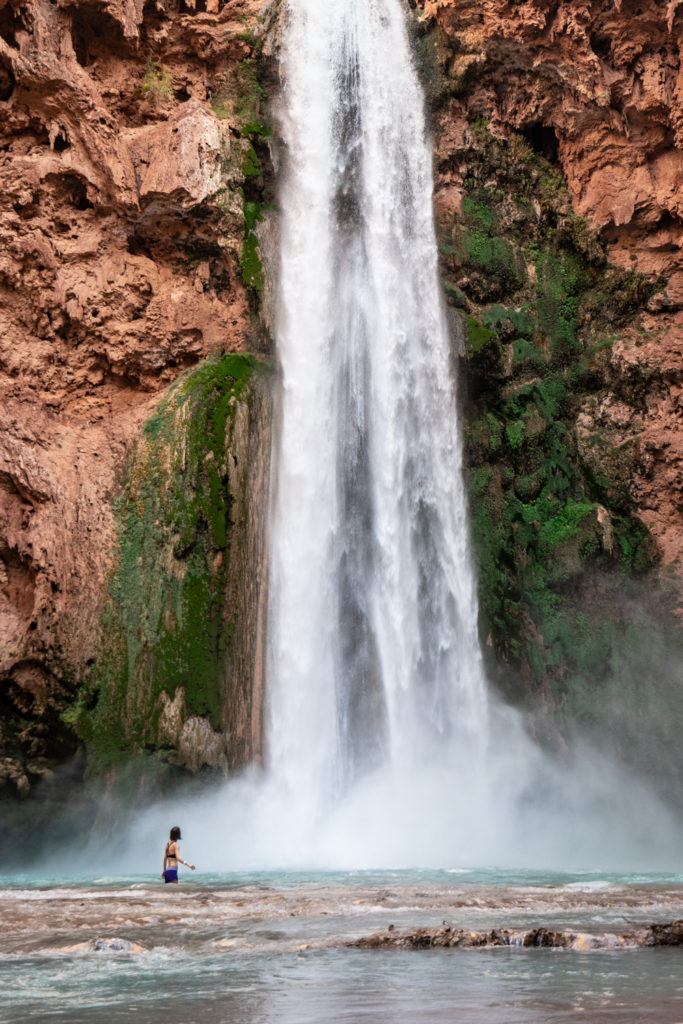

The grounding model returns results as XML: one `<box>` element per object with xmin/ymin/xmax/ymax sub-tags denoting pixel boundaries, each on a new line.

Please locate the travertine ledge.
<box><xmin>348</xmin><ymin>920</ymin><xmax>683</xmax><ymax>951</ymax></box>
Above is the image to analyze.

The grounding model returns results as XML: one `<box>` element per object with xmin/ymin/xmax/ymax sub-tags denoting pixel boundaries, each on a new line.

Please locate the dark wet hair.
<box><xmin>169</xmin><ymin>826</ymin><xmax>182</xmax><ymax>841</ymax></box>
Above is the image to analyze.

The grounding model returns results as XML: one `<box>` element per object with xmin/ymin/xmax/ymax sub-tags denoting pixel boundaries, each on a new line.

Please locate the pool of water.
<box><xmin>5</xmin><ymin>946</ymin><xmax>683</xmax><ymax>1024</ymax></box>
<box><xmin>2</xmin><ymin>870</ymin><xmax>682</xmax><ymax>1023</ymax></box>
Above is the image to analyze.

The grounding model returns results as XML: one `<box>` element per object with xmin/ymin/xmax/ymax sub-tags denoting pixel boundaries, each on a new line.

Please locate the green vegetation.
<box><xmin>412</xmin><ymin>25</ymin><xmax>451</xmax><ymax>104</ymax></box>
<box><xmin>212</xmin><ymin>59</ymin><xmax>267</xmax><ymax>123</ymax></box>
<box><xmin>465</xmin><ymin>313</ymin><xmax>497</xmax><ymax>353</ymax></box>
<box><xmin>77</xmin><ymin>354</ymin><xmax>259</xmax><ymax>770</ymax></box>
<box><xmin>456</xmin><ymin>197</ymin><xmax>526</xmax><ymax>294</ymax></box>
<box><xmin>209</xmin><ymin>23</ymin><xmax>274</xmax><ymax>304</ymax></box>
<box><xmin>238</xmin><ymin>118</ymin><xmax>275</xmax><ymax>299</ymax></box>
<box><xmin>441</xmin><ymin>119</ymin><xmax>667</xmax><ymax>719</ymax></box>
<box><xmin>241</xmin><ymin>200</ymin><xmax>269</xmax><ymax>293</ymax></box>
<box><xmin>140</xmin><ymin>58</ymin><xmax>173</xmax><ymax>104</ymax></box>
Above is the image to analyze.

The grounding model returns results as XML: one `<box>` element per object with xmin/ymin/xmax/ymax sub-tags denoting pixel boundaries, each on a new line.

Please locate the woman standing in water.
<box><xmin>162</xmin><ymin>826</ymin><xmax>195</xmax><ymax>883</ymax></box>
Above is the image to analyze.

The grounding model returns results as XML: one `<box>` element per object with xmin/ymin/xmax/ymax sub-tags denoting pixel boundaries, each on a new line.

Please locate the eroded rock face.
<box><xmin>419</xmin><ymin>0</ymin><xmax>683</xmax><ymax>570</ymax></box>
<box><xmin>0</xmin><ymin>0</ymin><xmax>270</xmax><ymax>791</ymax></box>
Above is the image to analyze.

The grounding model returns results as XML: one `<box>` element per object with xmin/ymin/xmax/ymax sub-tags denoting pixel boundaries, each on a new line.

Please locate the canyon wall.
<box><xmin>420</xmin><ymin>0</ymin><xmax>682</xmax><ymax>565</ymax></box>
<box><xmin>0</xmin><ymin>0</ymin><xmax>274</xmax><ymax>808</ymax></box>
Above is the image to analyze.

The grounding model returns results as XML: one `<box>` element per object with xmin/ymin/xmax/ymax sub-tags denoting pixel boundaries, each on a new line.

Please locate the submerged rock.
<box><xmin>59</xmin><ymin>936</ymin><xmax>146</xmax><ymax>954</ymax></box>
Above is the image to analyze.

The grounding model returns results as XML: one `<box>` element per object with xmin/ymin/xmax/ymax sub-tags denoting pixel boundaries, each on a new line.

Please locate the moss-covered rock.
<box><xmin>73</xmin><ymin>353</ymin><xmax>271</xmax><ymax>778</ymax></box>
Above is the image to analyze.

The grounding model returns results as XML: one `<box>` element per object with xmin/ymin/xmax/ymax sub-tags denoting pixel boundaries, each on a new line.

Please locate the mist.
<box><xmin>27</xmin><ymin>692</ymin><xmax>678</xmax><ymax>883</ymax></box>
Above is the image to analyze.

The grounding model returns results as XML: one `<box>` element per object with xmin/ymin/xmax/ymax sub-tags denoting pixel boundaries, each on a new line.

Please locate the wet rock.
<box><xmin>349</xmin><ymin>920</ymin><xmax>683</xmax><ymax>950</ymax></box>
<box><xmin>646</xmin><ymin>920</ymin><xmax>683</xmax><ymax>946</ymax></box>
<box><xmin>60</xmin><ymin>937</ymin><xmax>146</xmax><ymax>954</ymax></box>
<box><xmin>91</xmin><ymin>937</ymin><xmax>145</xmax><ymax>953</ymax></box>
<box><xmin>177</xmin><ymin>716</ymin><xmax>229</xmax><ymax>775</ymax></box>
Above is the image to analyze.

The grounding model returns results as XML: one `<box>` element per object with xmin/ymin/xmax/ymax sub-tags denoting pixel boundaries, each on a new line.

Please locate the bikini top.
<box><xmin>165</xmin><ymin>843</ymin><xmax>178</xmax><ymax>859</ymax></box>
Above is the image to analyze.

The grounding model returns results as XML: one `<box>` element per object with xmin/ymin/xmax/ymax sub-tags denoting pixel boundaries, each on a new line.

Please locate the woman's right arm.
<box><xmin>174</xmin><ymin>843</ymin><xmax>195</xmax><ymax>870</ymax></box>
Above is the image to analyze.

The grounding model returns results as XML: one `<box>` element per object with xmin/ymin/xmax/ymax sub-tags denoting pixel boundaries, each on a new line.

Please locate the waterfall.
<box><xmin>117</xmin><ymin>1</ymin><xmax>683</xmax><ymax>874</ymax></box>
<box><xmin>267</xmin><ymin>0</ymin><xmax>489</xmax><ymax>824</ymax></box>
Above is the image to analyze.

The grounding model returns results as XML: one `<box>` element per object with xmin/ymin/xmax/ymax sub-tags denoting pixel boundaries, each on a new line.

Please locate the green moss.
<box><xmin>236</xmin><ymin>28</ymin><xmax>259</xmax><ymax>48</ymax></box>
<box><xmin>210</xmin><ymin>40</ymin><xmax>273</xmax><ymax>307</ymax></box>
<box><xmin>241</xmin><ymin>230</ymin><xmax>264</xmax><ymax>292</ymax></box>
<box><xmin>238</xmin><ymin>110</ymin><xmax>275</xmax><ymax>301</ymax></box>
<box><xmin>82</xmin><ymin>354</ymin><xmax>259</xmax><ymax>769</ymax></box>
<box><xmin>204</xmin><ymin>34</ymin><xmax>274</xmax><ymax>317</ymax></box>
<box><xmin>240</xmin><ymin>200</ymin><xmax>271</xmax><ymax>294</ymax></box>
<box><xmin>482</xmin><ymin>304</ymin><xmax>535</xmax><ymax>338</ymax></box>
<box><xmin>461</xmin><ymin>231</ymin><xmax>521</xmax><ymax>285</ymax></box>
<box><xmin>243</xmin><ymin>145</ymin><xmax>261</xmax><ymax>178</ymax></box>
<box><xmin>512</xmin><ymin>337</ymin><xmax>546</xmax><ymax>370</ymax></box>
<box><xmin>469</xmin><ymin>116</ymin><xmax>491</xmax><ymax>142</ymax></box>
<box><xmin>462</xmin><ymin>196</ymin><xmax>495</xmax><ymax>233</ymax></box>
<box><xmin>413</xmin><ymin>26</ymin><xmax>451</xmax><ymax>105</ymax></box>
<box><xmin>613</xmin><ymin>515</ymin><xmax>658</xmax><ymax>572</ymax></box>
<box><xmin>529</xmin><ymin>497</ymin><xmax>596</xmax><ymax>551</ymax></box>
<box><xmin>534</xmin><ymin>249</ymin><xmax>582</xmax><ymax>361</ymax></box>
<box><xmin>466</xmin><ymin>314</ymin><xmax>497</xmax><ymax>353</ymax></box>
<box><xmin>242</xmin><ymin>119</ymin><xmax>272</xmax><ymax>140</ymax></box>
<box><xmin>452</xmin><ymin>194</ymin><xmax>527</xmax><ymax>296</ymax></box>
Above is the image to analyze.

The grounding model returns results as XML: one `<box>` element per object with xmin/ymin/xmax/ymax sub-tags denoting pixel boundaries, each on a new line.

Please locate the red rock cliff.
<box><xmin>420</xmin><ymin>0</ymin><xmax>682</xmax><ymax>570</ymax></box>
<box><xmin>0</xmin><ymin>0</ymin><xmax>268</xmax><ymax>788</ymax></box>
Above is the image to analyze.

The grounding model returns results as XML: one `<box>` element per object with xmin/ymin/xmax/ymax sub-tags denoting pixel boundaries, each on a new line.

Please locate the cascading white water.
<box><xmin>268</xmin><ymin>0</ymin><xmax>489</xmax><ymax>819</ymax></box>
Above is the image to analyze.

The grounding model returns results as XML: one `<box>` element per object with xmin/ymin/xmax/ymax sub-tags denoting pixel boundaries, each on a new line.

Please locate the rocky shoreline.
<box><xmin>54</xmin><ymin>920</ymin><xmax>683</xmax><ymax>955</ymax></box>
<box><xmin>2</xmin><ymin>879</ymin><xmax>683</xmax><ymax>957</ymax></box>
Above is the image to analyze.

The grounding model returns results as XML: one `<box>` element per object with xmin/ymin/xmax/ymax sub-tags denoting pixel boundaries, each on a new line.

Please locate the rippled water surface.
<box><xmin>6</xmin><ymin>947</ymin><xmax>683</xmax><ymax>1024</ymax></box>
<box><xmin>2</xmin><ymin>870</ymin><xmax>682</xmax><ymax>1023</ymax></box>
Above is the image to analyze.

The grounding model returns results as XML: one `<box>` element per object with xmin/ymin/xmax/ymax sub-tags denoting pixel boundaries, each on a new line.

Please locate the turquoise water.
<box><xmin>2</xmin><ymin>870</ymin><xmax>682</xmax><ymax>1023</ymax></box>
<box><xmin>3</xmin><ymin>866</ymin><xmax>682</xmax><ymax>890</ymax></box>
<box><xmin>5</xmin><ymin>946</ymin><xmax>683</xmax><ymax>1024</ymax></box>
